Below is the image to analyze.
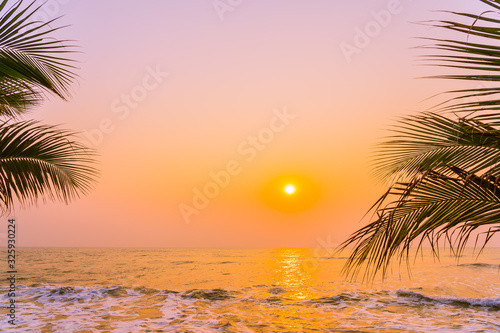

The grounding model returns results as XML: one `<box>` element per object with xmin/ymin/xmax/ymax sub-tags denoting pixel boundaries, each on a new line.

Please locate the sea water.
<box><xmin>0</xmin><ymin>247</ymin><xmax>499</xmax><ymax>332</ymax></box>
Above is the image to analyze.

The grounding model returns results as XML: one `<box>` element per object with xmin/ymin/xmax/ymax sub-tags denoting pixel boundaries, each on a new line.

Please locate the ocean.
<box><xmin>1</xmin><ymin>247</ymin><xmax>499</xmax><ymax>332</ymax></box>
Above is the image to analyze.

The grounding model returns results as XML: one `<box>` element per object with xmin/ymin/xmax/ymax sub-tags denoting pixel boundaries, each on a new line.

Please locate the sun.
<box><xmin>284</xmin><ymin>184</ymin><xmax>296</xmax><ymax>195</ymax></box>
<box><xmin>260</xmin><ymin>175</ymin><xmax>321</xmax><ymax>213</ymax></box>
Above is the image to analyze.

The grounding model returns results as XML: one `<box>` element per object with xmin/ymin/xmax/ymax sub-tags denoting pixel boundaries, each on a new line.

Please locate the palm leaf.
<box><xmin>0</xmin><ymin>0</ymin><xmax>77</xmax><ymax>116</ymax></box>
<box><xmin>417</xmin><ymin>0</ymin><xmax>500</xmax><ymax>113</ymax></box>
<box><xmin>0</xmin><ymin>119</ymin><xmax>98</xmax><ymax>214</ymax></box>
<box><xmin>340</xmin><ymin>0</ymin><xmax>500</xmax><ymax>280</ymax></box>
<box><xmin>373</xmin><ymin>112</ymin><xmax>500</xmax><ymax>183</ymax></box>
<box><xmin>340</xmin><ymin>169</ymin><xmax>500</xmax><ymax>280</ymax></box>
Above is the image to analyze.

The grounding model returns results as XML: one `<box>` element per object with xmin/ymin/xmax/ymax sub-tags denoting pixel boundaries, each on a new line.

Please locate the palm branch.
<box><xmin>0</xmin><ymin>0</ymin><xmax>77</xmax><ymax>117</ymax></box>
<box><xmin>0</xmin><ymin>120</ymin><xmax>97</xmax><ymax>213</ymax></box>
<box><xmin>340</xmin><ymin>0</ymin><xmax>500</xmax><ymax>280</ymax></box>
<box><xmin>0</xmin><ymin>1</ymin><xmax>97</xmax><ymax>213</ymax></box>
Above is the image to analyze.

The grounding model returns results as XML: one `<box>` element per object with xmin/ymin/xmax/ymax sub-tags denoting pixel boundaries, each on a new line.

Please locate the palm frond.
<box><xmin>341</xmin><ymin>0</ymin><xmax>500</xmax><ymax>280</ymax></box>
<box><xmin>0</xmin><ymin>0</ymin><xmax>78</xmax><ymax>116</ymax></box>
<box><xmin>0</xmin><ymin>119</ymin><xmax>98</xmax><ymax>214</ymax></box>
<box><xmin>373</xmin><ymin>112</ymin><xmax>500</xmax><ymax>183</ymax></box>
<box><xmin>340</xmin><ymin>169</ymin><xmax>500</xmax><ymax>280</ymax></box>
<box><xmin>418</xmin><ymin>1</ymin><xmax>500</xmax><ymax>113</ymax></box>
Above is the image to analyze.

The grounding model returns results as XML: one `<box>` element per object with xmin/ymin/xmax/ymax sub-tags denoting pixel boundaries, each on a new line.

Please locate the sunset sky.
<box><xmin>13</xmin><ymin>0</ymin><xmax>499</xmax><ymax>247</ymax></box>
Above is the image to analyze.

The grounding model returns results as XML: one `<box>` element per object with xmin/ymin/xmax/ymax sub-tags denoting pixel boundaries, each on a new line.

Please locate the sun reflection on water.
<box><xmin>267</xmin><ymin>248</ymin><xmax>319</xmax><ymax>300</ymax></box>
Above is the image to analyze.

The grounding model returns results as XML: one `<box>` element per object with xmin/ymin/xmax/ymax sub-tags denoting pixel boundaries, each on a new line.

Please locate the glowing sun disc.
<box><xmin>284</xmin><ymin>184</ymin><xmax>296</xmax><ymax>195</ymax></box>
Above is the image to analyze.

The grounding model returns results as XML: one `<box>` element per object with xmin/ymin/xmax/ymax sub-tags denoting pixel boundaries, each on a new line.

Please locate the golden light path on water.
<box><xmin>263</xmin><ymin>249</ymin><xmax>319</xmax><ymax>331</ymax></box>
<box><xmin>269</xmin><ymin>248</ymin><xmax>316</xmax><ymax>300</ymax></box>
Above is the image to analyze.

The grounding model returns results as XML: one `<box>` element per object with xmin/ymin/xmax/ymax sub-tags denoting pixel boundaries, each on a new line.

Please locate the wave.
<box><xmin>308</xmin><ymin>292</ymin><xmax>364</xmax><ymax>305</ymax></box>
<box><xmin>304</xmin><ymin>290</ymin><xmax>500</xmax><ymax>310</ymax></box>
<box><xmin>171</xmin><ymin>260</ymin><xmax>195</xmax><ymax>265</ymax></box>
<box><xmin>2</xmin><ymin>284</ymin><xmax>499</xmax><ymax>332</ymax></box>
<box><xmin>395</xmin><ymin>289</ymin><xmax>500</xmax><ymax>309</ymax></box>
<box><xmin>457</xmin><ymin>262</ymin><xmax>499</xmax><ymax>269</ymax></box>
<box><xmin>15</xmin><ymin>285</ymin><xmax>153</xmax><ymax>304</ymax></box>
<box><xmin>4</xmin><ymin>284</ymin><xmax>499</xmax><ymax>309</ymax></box>
<box><xmin>181</xmin><ymin>288</ymin><xmax>235</xmax><ymax>301</ymax></box>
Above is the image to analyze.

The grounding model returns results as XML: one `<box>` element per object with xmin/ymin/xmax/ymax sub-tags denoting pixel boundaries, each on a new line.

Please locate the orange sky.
<box><xmin>12</xmin><ymin>0</ymin><xmax>499</xmax><ymax>247</ymax></box>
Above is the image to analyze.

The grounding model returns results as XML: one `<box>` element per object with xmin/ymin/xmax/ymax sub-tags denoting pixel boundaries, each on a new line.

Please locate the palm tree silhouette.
<box><xmin>341</xmin><ymin>0</ymin><xmax>500</xmax><ymax>280</ymax></box>
<box><xmin>0</xmin><ymin>0</ymin><xmax>97</xmax><ymax>214</ymax></box>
